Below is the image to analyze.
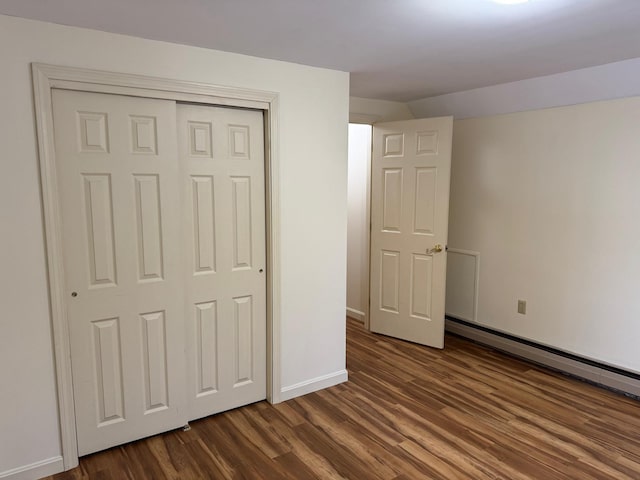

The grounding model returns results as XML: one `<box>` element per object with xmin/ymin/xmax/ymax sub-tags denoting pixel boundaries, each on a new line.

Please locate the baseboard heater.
<box><xmin>445</xmin><ymin>316</ymin><xmax>640</xmax><ymax>399</ymax></box>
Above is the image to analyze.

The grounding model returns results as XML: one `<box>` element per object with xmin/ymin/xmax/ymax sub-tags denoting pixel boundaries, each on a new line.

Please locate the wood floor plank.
<box><xmin>272</xmin><ymin>452</ymin><xmax>324</xmax><ymax>480</ymax></box>
<box><xmin>44</xmin><ymin>318</ymin><xmax>640</xmax><ymax>479</ymax></box>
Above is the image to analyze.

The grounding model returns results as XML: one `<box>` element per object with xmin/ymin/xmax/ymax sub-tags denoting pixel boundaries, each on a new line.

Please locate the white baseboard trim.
<box><xmin>446</xmin><ymin>319</ymin><xmax>640</xmax><ymax>398</ymax></box>
<box><xmin>0</xmin><ymin>456</ymin><xmax>63</xmax><ymax>480</ymax></box>
<box><xmin>346</xmin><ymin>307</ymin><xmax>365</xmax><ymax>322</ymax></box>
<box><xmin>280</xmin><ymin>369</ymin><xmax>349</xmax><ymax>402</ymax></box>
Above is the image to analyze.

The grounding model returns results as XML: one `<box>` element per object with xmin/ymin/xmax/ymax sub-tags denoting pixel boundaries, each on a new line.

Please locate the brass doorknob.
<box><xmin>426</xmin><ymin>244</ymin><xmax>443</xmax><ymax>254</ymax></box>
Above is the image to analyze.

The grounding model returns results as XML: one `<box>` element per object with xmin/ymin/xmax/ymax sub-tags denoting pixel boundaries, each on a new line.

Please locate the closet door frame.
<box><xmin>32</xmin><ymin>63</ymin><xmax>282</xmax><ymax>470</ymax></box>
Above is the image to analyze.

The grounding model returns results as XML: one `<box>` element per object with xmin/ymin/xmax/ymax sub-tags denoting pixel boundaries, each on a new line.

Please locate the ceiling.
<box><xmin>3</xmin><ymin>0</ymin><xmax>640</xmax><ymax>102</ymax></box>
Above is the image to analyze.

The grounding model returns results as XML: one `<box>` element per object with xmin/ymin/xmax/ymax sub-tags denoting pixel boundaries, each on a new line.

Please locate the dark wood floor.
<box><xmin>46</xmin><ymin>318</ymin><xmax>640</xmax><ymax>479</ymax></box>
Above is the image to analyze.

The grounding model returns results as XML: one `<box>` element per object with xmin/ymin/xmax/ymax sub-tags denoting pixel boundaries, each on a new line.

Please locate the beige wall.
<box><xmin>0</xmin><ymin>14</ymin><xmax>349</xmax><ymax>478</ymax></box>
<box><xmin>446</xmin><ymin>96</ymin><xmax>640</xmax><ymax>374</ymax></box>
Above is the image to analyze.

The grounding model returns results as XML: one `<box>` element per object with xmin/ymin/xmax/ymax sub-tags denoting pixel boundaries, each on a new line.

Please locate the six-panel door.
<box><xmin>178</xmin><ymin>104</ymin><xmax>266</xmax><ymax>420</ymax></box>
<box><xmin>53</xmin><ymin>90</ymin><xmax>187</xmax><ymax>455</ymax></box>
<box><xmin>370</xmin><ymin>117</ymin><xmax>453</xmax><ymax>348</ymax></box>
<box><xmin>52</xmin><ymin>90</ymin><xmax>266</xmax><ymax>455</ymax></box>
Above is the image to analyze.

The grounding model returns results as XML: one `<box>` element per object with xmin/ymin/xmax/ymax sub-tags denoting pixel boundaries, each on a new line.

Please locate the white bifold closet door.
<box><xmin>52</xmin><ymin>90</ymin><xmax>266</xmax><ymax>456</ymax></box>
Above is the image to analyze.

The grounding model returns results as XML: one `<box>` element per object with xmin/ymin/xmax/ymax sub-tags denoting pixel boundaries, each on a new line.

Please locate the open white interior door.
<box><xmin>370</xmin><ymin>117</ymin><xmax>453</xmax><ymax>348</ymax></box>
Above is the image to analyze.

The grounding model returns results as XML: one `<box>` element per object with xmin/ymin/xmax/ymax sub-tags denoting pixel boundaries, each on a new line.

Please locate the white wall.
<box><xmin>409</xmin><ymin>57</ymin><xmax>640</xmax><ymax>119</ymax></box>
<box><xmin>0</xmin><ymin>14</ymin><xmax>348</xmax><ymax>478</ymax></box>
<box><xmin>446</xmin><ymin>96</ymin><xmax>640</xmax><ymax>375</ymax></box>
<box><xmin>346</xmin><ymin>125</ymin><xmax>372</xmax><ymax>321</ymax></box>
<box><xmin>408</xmin><ymin>58</ymin><xmax>640</xmax><ymax>375</ymax></box>
<box><xmin>349</xmin><ymin>96</ymin><xmax>414</xmax><ymax>123</ymax></box>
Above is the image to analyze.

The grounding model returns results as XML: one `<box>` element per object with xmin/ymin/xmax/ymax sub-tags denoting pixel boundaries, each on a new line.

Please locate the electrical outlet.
<box><xmin>517</xmin><ymin>300</ymin><xmax>527</xmax><ymax>315</ymax></box>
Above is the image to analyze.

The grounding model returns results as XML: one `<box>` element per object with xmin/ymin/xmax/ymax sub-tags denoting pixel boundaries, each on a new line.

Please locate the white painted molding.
<box><xmin>31</xmin><ymin>63</ymin><xmax>282</xmax><ymax>469</ymax></box>
<box><xmin>346</xmin><ymin>307</ymin><xmax>365</xmax><ymax>322</ymax></box>
<box><xmin>265</xmin><ymin>93</ymin><xmax>282</xmax><ymax>406</ymax></box>
<box><xmin>446</xmin><ymin>319</ymin><xmax>640</xmax><ymax>398</ymax></box>
<box><xmin>32</xmin><ymin>63</ymin><xmax>79</xmax><ymax>470</ymax></box>
<box><xmin>0</xmin><ymin>456</ymin><xmax>63</xmax><ymax>480</ymax></box>
<box><xmin>280</xmin><ymin>370</ymin><xmax>348</xmax><ymax>402</ymax></box>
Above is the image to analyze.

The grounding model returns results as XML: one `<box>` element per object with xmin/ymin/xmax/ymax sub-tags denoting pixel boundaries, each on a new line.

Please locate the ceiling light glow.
<box><xmin>491</xmin><ymin>0</ymin><xmax>530</xmax><ymax>4</ymax></box>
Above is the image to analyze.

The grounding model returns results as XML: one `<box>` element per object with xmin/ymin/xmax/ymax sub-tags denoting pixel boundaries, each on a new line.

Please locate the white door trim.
<box><xmin>31</xmin><ymin>63</ymin><xmax>282</xmax><ymax>470</ymax></box>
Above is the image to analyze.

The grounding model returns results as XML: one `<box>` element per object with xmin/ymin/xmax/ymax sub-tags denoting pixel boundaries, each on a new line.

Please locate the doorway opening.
<box><xmin>346</xmin><ymin>117</ymin><xmax>454</xmax><ymax>348</ymax></box>
<box><xmin>346</xmin><ymin>123</ymin><xmax>372</xmax><ymax>329</ymax></box>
